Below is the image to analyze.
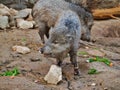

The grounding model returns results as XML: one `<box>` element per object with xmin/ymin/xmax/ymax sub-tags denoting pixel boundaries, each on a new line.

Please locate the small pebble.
<box><xmin>34</xmin><ymin>80</ymin><xmax>39</xmax><ymax>83</ymax></box>
<box><xmin>104</xmin><ymin>87</ymin><xmax>108</xmax><ymax>90</ymax></box>
<box><xmin>91</xmin><ymin>83</ymin><xmax>96</xmax><ymax>86</ymax></box>
<box><xmin>85</xmin><ymin>47</ymin><xmax>89</xmax><ymax>49</ymax></box>
<box><xmin>86</xmin><ymin>60</ymin><xmax>90</xmax><ymax>63</ymax></box>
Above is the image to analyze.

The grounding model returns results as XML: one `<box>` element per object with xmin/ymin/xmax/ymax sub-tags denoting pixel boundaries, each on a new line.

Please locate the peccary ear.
<box><xmin>66</xmin><ymin>34</ymin><xmax>74</xmax><ymax>41</ymax></box>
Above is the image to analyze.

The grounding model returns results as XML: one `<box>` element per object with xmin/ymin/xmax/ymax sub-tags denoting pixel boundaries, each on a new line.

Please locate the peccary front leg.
<box><xmin>69</xmin><ymin>50</ymin><xmax>80</xmax><ymax>75</ymax></box>
<box><xmin>56</xmin><ymin>58</ymin><xmax>63</xmax><ymax>66</ymax></box>
<box><xmin>38</xmin><ymin>22</ymin><xmax>49</xmax><ymax>43</ymax></box>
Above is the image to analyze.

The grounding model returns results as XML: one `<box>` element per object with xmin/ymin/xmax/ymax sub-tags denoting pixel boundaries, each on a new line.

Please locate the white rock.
<box><xmin>87</xmin><ymin>49</ymin><xmax>105</xmax><ymax>57</ymax></box>
<box><xmin>0</xmin><ymin>4</ymin><xmax>10</xmax><ymax>16</ymax></box>
<box><xmin>16</xmin><ymin>19</ymin><xmax>33</xmax><ymax>29</ymax></box>
<box><xmin>0</xmin><ymin>4</ymin><xmax>9</xmax><ymax>10</ymax></box>
<box><xmin>44</xmin><ymin>65</ymin><xmax>62</xmax><ymax>84</ymax></box>
<box><xmin>0</xmin><ymin>16</ymin><xmax>9</xmax><ymax>29</ymax></box>
<box><xmin>91</xmin><ymin>83</ymin><xmax>96</xmax><ymax>86</ymax></box>
<box><xmin>9</xmin><ymin>8</ymin><xmax>18</xmax><ymax>16</ymax></box>
<box><xmin>12</xmin><ymin>45</ymin><xmax>31</xmax><ymax>54</ymax></box>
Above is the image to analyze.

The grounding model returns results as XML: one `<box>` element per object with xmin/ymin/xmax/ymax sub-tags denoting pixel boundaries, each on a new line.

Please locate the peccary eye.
<box><xmin>54</xmin><ymin>41</ymin><xmax>59</xmax><ymax>44</ymax></box>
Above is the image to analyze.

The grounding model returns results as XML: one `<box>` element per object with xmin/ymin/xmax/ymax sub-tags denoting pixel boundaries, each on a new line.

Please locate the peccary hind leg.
<box><xmin>38</xmin><ymin>22</ymin><xmax>50</xmax><ymax>43</ymax></box>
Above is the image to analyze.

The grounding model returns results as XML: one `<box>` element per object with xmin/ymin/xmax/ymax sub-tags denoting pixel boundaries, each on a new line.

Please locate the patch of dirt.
<box><xmin>0</xmin><ymin>28</ymin><xmax>120</xmax><ymax>90</ymax></box>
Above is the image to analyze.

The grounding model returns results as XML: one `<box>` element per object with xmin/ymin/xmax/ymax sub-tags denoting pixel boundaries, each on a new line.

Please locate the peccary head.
<box><xmin>81</xmin><ymin>11</ymin><xmax>93</xmax><ymax>42</ymax></box>
<box><xmin>40</xmin><ymin>27</ymin><xmax>74</xmax><ymax>58</ymax></box>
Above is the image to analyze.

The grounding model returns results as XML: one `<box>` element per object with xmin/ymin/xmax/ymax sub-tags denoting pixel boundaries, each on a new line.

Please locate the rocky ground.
<box><xmin>0</xmin><ymin>2</ymin><xmax>120</xmax><ymax>90</ymax></box>
<box><xmin>0</xmin><ymin>19</ymin><xmax>120</xmax><ymax>90</ymax></box>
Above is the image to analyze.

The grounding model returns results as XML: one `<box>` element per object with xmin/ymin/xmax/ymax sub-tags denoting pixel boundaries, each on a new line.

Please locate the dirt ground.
<box><xmin>0</xmin><ymin>21</ymin><xmax>120</xmax><ymax>90</ymax></box>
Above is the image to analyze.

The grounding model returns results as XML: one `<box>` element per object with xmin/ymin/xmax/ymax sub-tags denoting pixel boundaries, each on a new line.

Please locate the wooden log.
<box><xmin>92</xmin><ymin>6</ymin><xmax>120</xmax><ymax>20</ymax></box>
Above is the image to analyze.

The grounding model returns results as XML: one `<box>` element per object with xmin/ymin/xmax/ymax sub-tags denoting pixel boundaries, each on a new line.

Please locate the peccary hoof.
<box><xmin>74</xmin><ymin>69</ymin><xmax>80</xmax><ymax>76</ymax></box>
<box><xmin>57</xmin><ymin>61</ymin><xmax>62</xmax><ymax>67</ymax></box>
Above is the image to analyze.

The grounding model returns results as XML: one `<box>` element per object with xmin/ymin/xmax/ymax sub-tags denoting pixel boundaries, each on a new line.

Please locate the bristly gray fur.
<box><xmin>32</xmin><ymin>0</ymin><xmax>93</xmax><ymax>43</ymax></box>
<box><xmin>33</xmin><ymin>0</ymin><xmax>93</xmax><ymax>75</ymax></box>
<box><xmin>40</xmin><ymin>10</ymin><xmax>81</xmax><ymax>75</ymax></box>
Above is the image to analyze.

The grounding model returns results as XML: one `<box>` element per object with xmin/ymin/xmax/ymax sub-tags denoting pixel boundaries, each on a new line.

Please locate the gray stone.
<box><xmin>44</xmin><ymin>65</ymin><xmax>62</xmax><ymax>84</ymax></box>
<box><xmin>15</xmin><ymin>8</ymin><xmax>32</xmax><ymax>19</ymax></box>
<box><xmin>0</xmin><ymin>16</ymin><xmax>9</xmax><ymax>29</ymax></box>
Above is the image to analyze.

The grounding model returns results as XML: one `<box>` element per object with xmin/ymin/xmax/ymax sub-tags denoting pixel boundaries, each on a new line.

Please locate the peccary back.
<box><xmin>32</xmin><ymin>0</ymin><xmax>93</xmax><ymax>43</ymax></box>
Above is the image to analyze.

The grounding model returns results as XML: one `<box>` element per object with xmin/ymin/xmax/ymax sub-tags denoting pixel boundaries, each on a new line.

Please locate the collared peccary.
<box><xmin>32</xmin><ymin>0</ymin><xmax>93</xmax><ymax>43</ymax></box>
<box><xmin>41</xmin><ymin>10</ymin><xmax>81</xmax><ymax>75</ymax></box>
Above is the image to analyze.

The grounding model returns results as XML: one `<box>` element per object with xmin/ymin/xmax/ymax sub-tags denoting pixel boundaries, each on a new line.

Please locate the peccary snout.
<box><xmin>81</xmin><ymin>33</ymin><xmax>91</xmax><ymax>42</ymax></box>
<box><xmin>40</xmin><ymin>47</ymin><xmax>44</xmax><ymax>54</ymax></box>
<box><xmin>40</xmin><ymin>45</ymin><xmax>53</xmax><ymax>56</ymax></box>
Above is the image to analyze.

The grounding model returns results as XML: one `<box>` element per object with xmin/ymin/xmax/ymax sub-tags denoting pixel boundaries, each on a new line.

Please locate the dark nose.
<box><xmin>40</xmin><ymin>48</ymin><xmax>44</xmax><ymax>54</ymax></box>
<box><xmin>87</xmin><ymin>38</ymin><xmax>91</xmax><ymax>42</ymax></box>
<box><xmin>81</xmin><ymin>37</ymin><xmax>90</xmax><ymax>42</ymax></box>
